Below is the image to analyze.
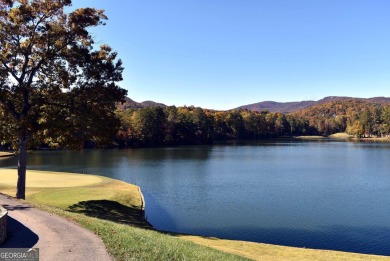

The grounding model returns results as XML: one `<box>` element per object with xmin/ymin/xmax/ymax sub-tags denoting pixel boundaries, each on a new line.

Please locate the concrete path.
<box><xmin>0</xmin><ymin>194</ymin><xmax>113</xmax><ymax>261</ymax></box>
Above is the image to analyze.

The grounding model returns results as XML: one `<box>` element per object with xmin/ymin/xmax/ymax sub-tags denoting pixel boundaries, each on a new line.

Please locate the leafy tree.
<box><xmin>380</xmin><ymin>124</ymin><xmax>390</xmax><ymax>137</ymax></box>
<box><xmin>274</xmin><ymin>113</ymin><xmax>289</xmax><ymax>135</ymax></box>
<box><xmin>265</xmin><ymin>113</ymin><xmax>279</xmax><ymax>135</ymax></box>
<box><xmin>131</xmin><ymin>107</ymin><xmax>166</xmax><ymax>146</ymax></box>
<box><xmin>192</xmin><ymin>107</ymin><xmax>214</xmax><ymax>143</ymax></box>
<box><xmin>175</xmin><ymin>107</ymin><xmax>197</xmax><ymax>144</ymax></box>
<box><xmin>0</xmin><ymin>0</ymin><xmax>126</xmax><ymax>199</ymax></box>
<box><xmin>242</xmin><ymin>110</ymin><xmax>267</xmax><ymax>138</ymax></box>
<box><xmin>360</xmin><ymin>109</ymin><xmax>373</xmax><ymax>137</ymax></box>
<box><xmin>213</xmin><ymin>111</ymin><xmax>230</xmax><ymax>139</ymax></box>
<box><xmin>346</xmin><ymin>120</ymin><xmax>364</xmax><ymax>138</ymax></box>
<box><xmin>370</xmin><ymin>107</ymin><xmax>382</xmax><ymax>137</ymax></box>
<box><xmin>163</xmin><ymin>106</ymin><xmax>179</xmax><ymax>145</ymax></box>
<box><xmin>334</xmin><ymin>115</ymin><xmax>347</xmax><ymax>132</ymax></box>
<box><xmin>225</xmin><ymin>111</ymin><xmax>245</xmax><ymax>138</ymax></box>
<box><xmin>381</xmin><ymin>106</ymin><xmax>390</xmax><ymax>125</ymax></box>
<box><xmin>381</xmin><ymin>106</ymin><xmax>390</xmax><ymax>136</ymax></box>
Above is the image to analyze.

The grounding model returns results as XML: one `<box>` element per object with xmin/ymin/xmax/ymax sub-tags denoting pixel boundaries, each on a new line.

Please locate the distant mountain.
<box><xmin>116</xmin><ymin>97</ymin><xmax>166</xmax><ymax>111</ymax></box>
<box><xmin>291</xmin><ymin>97</ymin><xmax>390</xmax><ymax>119</ymax></box>
<box><xmin>140</xmin><ymin>100</ymin><xmax>167</xmax><ymax>108</ymax></box>
<box><xmin>236</xmin><ymin>100</ymin><xmax>316</xmax><ymax>113</ymax></box>
<box><xmin>235</xmin><ymin>96</ymin><xmax>390</xmax><ymax>113</ymax></box>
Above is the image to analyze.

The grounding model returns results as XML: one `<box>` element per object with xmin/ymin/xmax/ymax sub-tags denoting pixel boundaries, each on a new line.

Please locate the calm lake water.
<box><xmin>1</xmin><ymin>140</ymin><xmax>390</xmax><ymax>255</ymax></box>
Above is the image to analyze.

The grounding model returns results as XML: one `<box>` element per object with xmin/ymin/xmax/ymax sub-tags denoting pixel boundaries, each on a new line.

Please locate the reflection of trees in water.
<box><xmin>127</xmin><ymin>147</ymin><xmax>212</xmax><ymax>161</ymax></box>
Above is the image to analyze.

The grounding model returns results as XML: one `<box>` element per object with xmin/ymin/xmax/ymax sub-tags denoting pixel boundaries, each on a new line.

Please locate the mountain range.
<box><xmin>117</xmin><ymin>96</ymin><xmax>390</xmax><ymax>113</ymax></box>
<box><xmin>234</xmin><ymin>96</ymin><xmax>390</xmax><ymax>114</ymax></box>
<box><xmin>116</xmin><ymin>97</ymin><xmax>167</xmax><ymax>111</ymax></box>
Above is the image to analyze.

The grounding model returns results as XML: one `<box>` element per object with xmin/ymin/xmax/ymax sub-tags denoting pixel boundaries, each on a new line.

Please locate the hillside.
<box><xmin>116</xmin><ymin>97</ymin><xmax>166</xmax><ymax>111</ymax></box>
<box><xmin>291</xmin><ymin>97</ymin><xmax>390</xmax><ymax>117</ymax></box>
<box><xmin>236</xmin><ymin>100</ymin><xmax>316</xmax><ymax>113</ymax></box>
<box><xmin>286</xmin><ymin>97</ymin><xmax>390</xmax><ymax>136</ymax></box>
<box><xmin>235</xmin><ymin>96</ymin><xmax>390</xmax><ymax>113</ymax></box>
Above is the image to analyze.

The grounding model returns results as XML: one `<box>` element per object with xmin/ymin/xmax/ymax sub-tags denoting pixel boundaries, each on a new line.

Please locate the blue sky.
<box><xmin>72</xmin><ymin>1</ymin><xmax>390</xmax><ymax>110</ymax></box>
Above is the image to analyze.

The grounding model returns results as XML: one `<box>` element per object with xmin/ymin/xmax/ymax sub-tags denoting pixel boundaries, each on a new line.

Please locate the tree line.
<box><xmin>115</xmin><ymin>102</ymin><xmax>390</xmax><ymax>147</ymax></box>
<box><xmin>114</xmin><ymin>106</ymin><xmax>312</xmax><ymax>147</ymax></box>
<box><xmin>346</xmin><ymin>106</ymin><xmax>390</xmax><ymax>137</ymax></box>
<box><xmin>2</xmin><ymin>100</ymin><xmax>390</xmax><ymax>151</ymax></box>
<box><xmin>291</xmin><ymin>100</ymin><xmax>390</xmax><ymax>137</ymax></box>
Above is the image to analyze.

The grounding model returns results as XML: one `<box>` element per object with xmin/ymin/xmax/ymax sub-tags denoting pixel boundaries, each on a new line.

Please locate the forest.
<box><xmin>1</xmin><ymin>98</ymin><xmax>390</xmax><ymax>149</ymax></box>
<box><xmin>114</xmin><ymin>99</ymin><xmax>390</xmax><ymax>147</ymax></box>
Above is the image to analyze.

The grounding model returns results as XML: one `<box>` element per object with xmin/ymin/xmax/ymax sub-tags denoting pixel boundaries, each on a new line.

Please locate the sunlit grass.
<box><xmin>329</xmin><ymin>132</ymin><xmax>353</xmax><ymax>139</ymax></box>
<box><xmin>179</xmin><ymin>235</ymin><xmax>390</xmax><ymax>261</ymax></box>
<box><xmin>0</xmin><ymin>169</ymin><xmax>102</xmax><ymax>187</ymax></box>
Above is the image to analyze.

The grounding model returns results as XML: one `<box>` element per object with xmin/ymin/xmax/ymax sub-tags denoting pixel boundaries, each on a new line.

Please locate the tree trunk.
<box><xmin>16</xmin><ymin>133</ymin><xmax>29</xmax><ymax>199</ymax></box>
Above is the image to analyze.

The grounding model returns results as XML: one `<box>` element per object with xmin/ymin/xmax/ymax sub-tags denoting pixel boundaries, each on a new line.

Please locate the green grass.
<box><xmin>1</xmin><ymin>169</ymin><xmax>390</xmax><ymax>260</ymax></box>
<box><xmin>40</xmin><ymin>207</ymin><xmax>247</xmax><ymax>261</ymax></box>
<box><xmin>178</xmin><ymin>235</ymin><xmax>390</xmax><ymax>261</ymax></box>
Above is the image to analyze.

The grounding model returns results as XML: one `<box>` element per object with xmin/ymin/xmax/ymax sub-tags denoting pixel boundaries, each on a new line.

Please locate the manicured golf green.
<box><xmin>0</xmin><ymin>169</ymin><xmax>102</xmax><ymax>187</ymax></box>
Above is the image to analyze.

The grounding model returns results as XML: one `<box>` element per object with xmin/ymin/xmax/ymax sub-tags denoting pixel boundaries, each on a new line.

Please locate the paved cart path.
<box><xmin>0</xmin><ymin>194</ymin><xmax>113</xmax><ymax>261</ymax></box>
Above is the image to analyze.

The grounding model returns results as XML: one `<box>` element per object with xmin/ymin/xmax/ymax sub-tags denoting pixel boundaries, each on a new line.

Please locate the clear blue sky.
<box><xmin>72</xmin><ymin>0</ymin><xmax>390</xmax><ymax>110</ymax></box>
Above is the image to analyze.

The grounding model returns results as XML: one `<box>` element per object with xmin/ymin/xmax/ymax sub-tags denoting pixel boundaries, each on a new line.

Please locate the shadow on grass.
<box><xmin>2</xmin><ymin>204</ymin><xmax>32</xmax><ymax>211</ymax></box>
<box><xmin>68</xmin><ymin>200</ymin><xmax>152</xmax><ymax>229</ymax></box>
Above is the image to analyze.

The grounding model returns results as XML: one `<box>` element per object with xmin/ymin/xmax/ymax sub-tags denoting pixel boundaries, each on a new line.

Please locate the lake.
<box><xmin>1</xmin><ymin>140</ymin><xmax>390</xmax><ymax>255</ymax></box>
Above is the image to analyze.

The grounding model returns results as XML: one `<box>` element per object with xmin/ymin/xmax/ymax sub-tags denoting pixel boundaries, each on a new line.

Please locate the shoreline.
<box><xmin>293</xmin><ymin>134</ymin><xmax>390</xmax><ymax>142</ymax></box>
<box><xmin>137</xmin><ymin>186</ymin><xmax>146</xmax><ymax>211</ymax></box>
<box><xmin>351</xmin><ymin>137</ymin><xmax>390</xmax><ymax>142</ymax></box>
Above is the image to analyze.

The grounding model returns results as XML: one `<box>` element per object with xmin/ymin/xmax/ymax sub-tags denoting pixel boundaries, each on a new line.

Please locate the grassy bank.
<box><xmin>328</xmin><ymin>132</ymin><xmax>354</xmax><ymax>139</ymax></box>
<box><xmin>1</xmin><ymin>169</ymin><xmax>389</xmax><ymax>260</ymax></box>
<box><xmin>293</xmin><ymin>135</ymin><xmax>326</xmax><ymax>139</ymax></box>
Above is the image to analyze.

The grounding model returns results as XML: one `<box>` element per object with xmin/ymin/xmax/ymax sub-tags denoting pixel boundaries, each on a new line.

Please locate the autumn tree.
<box><xmin>225</xmin><ymin>111</ymin><xmax>245</xmax><ymax>138</ymax></box>
<box><xmin>192</xmin><ymin>107</ymin><xmax>214</xmax><ymax>143</ymax></box>
<box><xmin>131</xmin><ymin>107</ymin><xmax>166</xmax><ymax>146</ymax></box>
<box><xmin>0</xmin><ymin>0</ymin><xmax>126</xmax><ymax>199</ymax></box>
<box><xmin>274</xmin><ymin>113</ymin><xmax>289</xmax><ymax>135</ymax></box>
<box><xmin>242</xmin><ymin>110</ymin><xmax>267</xmax><ymax>138</ymax></box>
<box><xmin>380</xmin><ymin>106</ymin><xmax>390</xmax><ymax>136</ymax></box>
<box><xmin>360</xmin><ymin>109</ymin><xmax>373</xmax><ymax>137</ymax></box>
<box><xmin>346</xmin><ymin>120</ymin><xmax>364</xmax><ymax>138</ymax></box>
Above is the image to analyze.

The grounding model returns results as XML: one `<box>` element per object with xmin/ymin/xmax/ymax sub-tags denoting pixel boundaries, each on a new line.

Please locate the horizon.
<box><xmin>129</xmin><ymin>95</ymin><xmax>390</xmax><ymax>110</ymax></box>
<box><xmin>72</xmin><ymin>1</ymin><xmax>390</xmax><ymax>110</ymax></box>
